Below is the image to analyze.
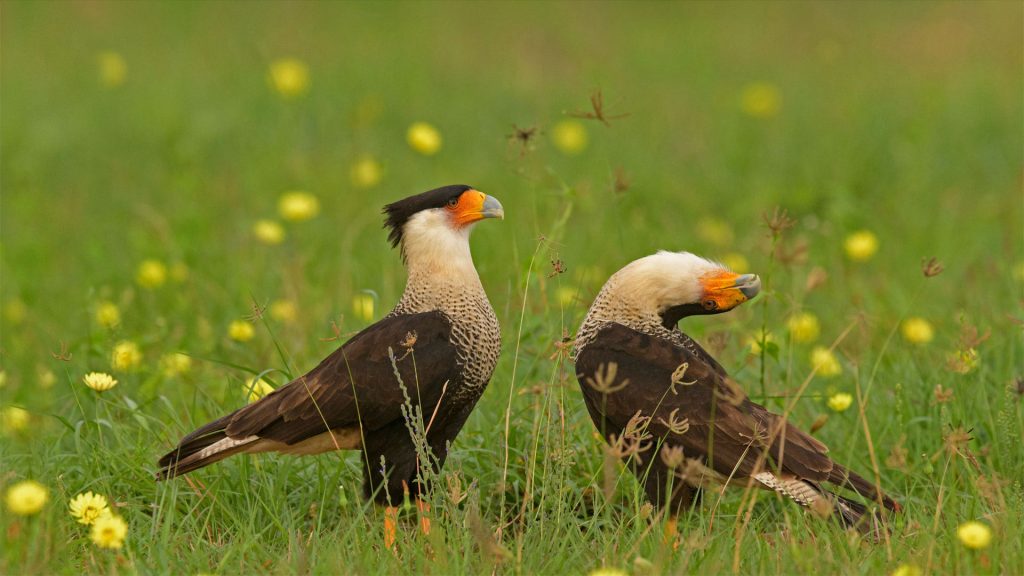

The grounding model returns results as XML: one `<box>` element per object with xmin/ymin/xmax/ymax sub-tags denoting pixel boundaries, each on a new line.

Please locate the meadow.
<box><xmin>1</xmin><ymin>2</ymin><xmax>1022</xmax><ymax>574</ymax></box>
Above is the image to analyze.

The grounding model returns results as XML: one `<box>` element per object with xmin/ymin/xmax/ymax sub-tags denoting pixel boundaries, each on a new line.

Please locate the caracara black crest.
<box><xmin>573</xmin><ymin>251</ymin><xmax>901</xmax><ymax>538</ymax></box>
<box><xmin>158</xmin><ymin>185</ymin><xmax>503</xmax><ymax>545</ymax></box>
<box><xmin>383</xmin><ymin>184</ymin><xmax>474</xmax><ymax>248</ymax></box>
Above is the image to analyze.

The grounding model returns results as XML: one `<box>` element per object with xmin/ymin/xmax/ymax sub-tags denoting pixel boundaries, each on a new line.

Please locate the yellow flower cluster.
<box><xmin>84</xmin><ymin>372</ymin><xmax>118</xmax><ymax>392</ymax></box>
<box><xmin>787</xmin><ymin>312</ymin><xmax>821</xmax><ymax>343</ymax></box>
<box><xmin>1</xmin><ymin>406</ymin><xmax>30</xmax><ymax>434</ymax></box>
<box><xmin>270</xmin><ymin>299</ymin><xmax>298</xmax><ymax>323</ymax></box>
<box><xmin>67</xmin><ymin>490</ymin><xmax>128</xmax><ymax>549</ymax></box>
<box><xmin>111</xmin><ymin>340</ymin><xmax>142</xmax><ymax>371</ymax></box>
<box><xmin>350</xmin><ymin>155</ymin><xmax>383</xmax><ymax>188</ymax></box>
<box><xmin>97</xmin><ymin>51</ymin><xmax>127</xmax><ymax>88</ymax></box>
<box><xmin>253</xmin><ymin>219</ymin><xmax>286</xmax><ymax>245</ymax></box>
<box><xmin>268</xmin><ymin>58</ymin><xmax>310</xmax><ymax>99</ymax></box>
<box><xmin>160</xmin><ymin>352</ymin><xmax>192</xmax><ymax>377</ymax></box>
<box><xmin>844</xmin><ymin>230</ymin><xmax>879</xmax><ymax>262</ymax></box>
<box><xmin>827</xmin><ymin>392</ymin><xmax>853</xmax><ymax>412</ymax></box>
<box><xmin>228</xmin><ymin>320</ymin><xmax>255</xmax><ymax>342</ymax></box>
<box><xmin>956</xmin><ymin>520</ymin><xmax>992</xmax><ymax>549</ymax></box>
<box><xmin>551</xmin><ymin>120</ymin><xmax>588</xmax><ymax>155</ymax></box>
<box><xmin>747</xmin><ymin>329</ymin><xmax>776</xmax><ymax>355</ymax></box>
<box><xmin>5</xmin><ymin>480</ymin><xmax>48</xmax><ymax>516</ymax></box>
<box><xmin>901</xmin><ymin>317</ymin><xmax>934</xmax><ymax>345</ymax></box>
<box><xmin>245</xmin><ymin>377</ymin><xmax>275</xmax><ymax>403</ymax></box>
<box><xmin>278</xmin><ymin>191</ymin><xmax>320</xmax><ymax>222</ymax></box>
<box><xmin>739</xmin><ymin>83</ymin><xmax>781</xmax><ymax>118</ymax></box>
<box><xmin>811</xmin><ymin>346</ymin><xmax>842</xmax><ymax>377</ymax></box>
<box><xmin>95</xmin><ymin>301</ymin><xmax>121</xmax><ymax>329</ymax></box>
<box><xmin>352</xmin><ymin>293</ymin><xmax>375</xmax><ymax>323</ymax></box>
<box><xmin>69</xmin><ymin>491</ymin><xmax>110</xmax><ymax>525</ymax></box>
<box><xmin>136</xmin><ymin>259</ymin><xmax>168</xmax><ymax>289</ymax></box>
<box><xmin>407</xmin><ymin>122</ymin><xmax>443</xmax><ymax>155</ymax></box>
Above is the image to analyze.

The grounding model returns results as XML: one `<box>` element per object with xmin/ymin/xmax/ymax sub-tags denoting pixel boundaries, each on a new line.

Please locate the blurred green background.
<box><xmin>1</xmin><ymin>1</ymin><xmax>1021</xmax><ymax>574</ymax></box>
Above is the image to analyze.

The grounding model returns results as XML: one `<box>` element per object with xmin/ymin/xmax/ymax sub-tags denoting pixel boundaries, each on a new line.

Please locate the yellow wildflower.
<box><xmin>696</xmin><ymin>217</ymin><xmax>734</xmax><ymax>247</ymax></box>
<box><xmin>890</xmin><ymin>564</ymin><xmax>922</xmax><ymax>576</ymax></box>
<box><xmin>253</xmin><ymin>219</ymin><xmax>286</xmax><ymax>245</ymax></box>
<box><xmin>811</xmin><ymin>346</ymin><xmax>842</xmax><ymax>377</ymax></box>
<box><xmin>352</xmin><ymin>293</ymin><xmax>375</xmax><ymax>323</ymax></box>
<box><xmin>827</xmin><ymin>392</ymin><xmax>853</xmax><ymax>412</ymax></box>
<box><xmin>228</xmin><ymin>320</ymin><xmax>255</xmax><ymax>342</ymax></box>
<box><xmin>160</xmin><ymin>352</ymin><xmax>192</xmax><ymax>377</ymax></box>
<box><xmin>844</xmin><ymin>230</ymin><xmax>879</xmax><ymax>262</ymax></box>
<box><xmin>551</xmin><ymin>120</ymin><xmax>588</xmax><ymax>155</ymax></box>
<box><xmin>268</xmin><ymin>58</ymin><xmax>309</xmax><ymax>99</ymax></box>
<box><xmin>1</xmin><ymin>406</ymin><xmax>30</xmax><ymax>434</ymax></box>
<box><xmin>3</xmin><ymin>299</ymin><xmax>27</xmax><ymax>325</ymax></box>
<box><xmin>739</xmin><ymin>83</ymin><xmax>781</xmax><ymax>118</ymax></box>
<box><xmin>787</xmin><ymin>312</ymin><xmax>821</xmax><ymax>343</ymax></box>
<box><xmin>587</xmin><ymin>568</ymin><xmax>628</xmax><ymax>576</ymax></box>
<box><xmin>38</xmin><ymin>368</ymin><xmax>56</xmax><ymax>389</ymax></box>
<box><xmin>170</xmin><ymin>262</ymin><xmax>189</xmax><ymax>283</ymax></box>
<box><xmin>111</xmin><ymin>340</ymin><xmax>142</xmax><ymax>371</ymax></box>
<box><xmin>5</xmin><ymin>480</ymin><xmax>48</xmax><ymax>516</ymax></box>
<box><xmin>95</xmin><ymin>301</ymin><xmax>121</xmax><ymax>329</ymax></box>
<box><xmin>278</xmin><ymin>191</ymin><xmax>320</xmax><ymax>222</ymax></box>
<box><xmin>136</xmin><ymin>259</ymin><xmax>168</xmax><ymax>289</ymax></box>
<box><xmin>407</xmin><ymin>122</ymin><xmax>442</xmax><ymax>155</ymax></box>
<box><xmin>747</xmin><ymin>329</ymin><xmax>776</xmax><ymax>355</ymax></box>
<box><xmin>90</xmin><ymin>513</ymin><xmax>128</xmax><ymax>549</ymax></box>
<box><xmin>350</xmin><ymin>155</ymin><xmax>383</xmax><ymax>188</ymax></box>
<box><xmin>901</xmin><ymin>317</ymin><xmax>934</xmax><ymax>345</ymax></box>
<box><xmin>556</xmin><ymin>286</ymin><xmax>576</xmax><ymax>307</ymax></box>
<box><xmin>97</xmin><ymin>51</ymin><xmax>127</xmax><ymax>88</ymax></box>
<box><xmin>0</xmin><ymin>370</ymin><xmax>6</xmax><ymax>388</ymax></box>
<box><xmin>720</xmin><ymin>252</ymin><xmax>749</xmax><ymax>274</ymax></box>
<box><xmin>269</xmin><ymin>299</ymin><xmax>298</xmax><ymax>323</ymax></box>
<box><xmin>1013</xmin><ymin>261</ymin><xmax>1024</xmax><ymax>283</ymax></box>
<box><xmin>245</xmin><ymin>377</ymin><xmax>275</xmax><ymax>402</ymax></box>
<box><xmin>83</xmin><ymin>372</ymin><xmax>118</xmax><ymax>392</ymax></box>
<box><xmin>956</xmin><ymin>521</ymin><xmax>992</xmax><ymax>549</ymax></box>
<box><xmin>948</xmin><ymin>347</ymin><xmax>979</xmax><ymax>374</ymax></box>
<box><xmin>69</xmin><ymin>492</ymin><xmax>110</xmax><ymax>525</ymax></box>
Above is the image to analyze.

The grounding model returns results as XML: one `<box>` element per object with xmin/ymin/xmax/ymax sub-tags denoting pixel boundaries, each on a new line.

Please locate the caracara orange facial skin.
<box><xmin>448</xmin><ymin>189</ymin><xmax>505</xmax><ymax>227</ymax></box>
<box><xmin>698</xmin><ymin>270</ymin><xmax>762</xmax><ymax>312</ymax></box>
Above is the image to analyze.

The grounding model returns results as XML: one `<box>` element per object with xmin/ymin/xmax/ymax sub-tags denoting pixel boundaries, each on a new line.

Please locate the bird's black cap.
<box><xmin>383</xmin><ymin>184</ymin><xmax>474</xmax><ymax>247</ymax></box>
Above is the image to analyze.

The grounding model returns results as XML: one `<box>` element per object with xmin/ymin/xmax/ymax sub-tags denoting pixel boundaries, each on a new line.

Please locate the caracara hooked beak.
<box><xmin>695</xmin><ymin>270</ymin><xmax>761</xmax><ymax>313</ymax></box>
<box><xmin>447</xmin><ymin>188</ymin><xmax>505</xmax><ymax>227</ymax></box>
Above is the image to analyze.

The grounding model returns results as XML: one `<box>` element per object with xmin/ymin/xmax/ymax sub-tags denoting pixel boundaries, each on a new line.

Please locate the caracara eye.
<box><xmin>702</xmin><ymin>299</ymin><xmax>718</xmax><ymax>311</ymax></box>
<box><xmin>446</xmin><ymin>197</ymin><xmax>459</xmax><ymax>208</ymax></box>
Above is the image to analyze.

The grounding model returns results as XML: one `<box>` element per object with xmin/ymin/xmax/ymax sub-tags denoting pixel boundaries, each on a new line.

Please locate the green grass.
<box><xmin>2</xmin><ymin>1</ymin><xmax>1022</xmax><ymax>574</ymax></box>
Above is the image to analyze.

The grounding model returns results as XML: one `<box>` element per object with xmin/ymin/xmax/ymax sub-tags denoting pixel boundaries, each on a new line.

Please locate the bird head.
<box><xmin>383</xmin><ymin>185</ymin><xmax>504</xmax><ymax>266</ymax></box>
<box><xmin>610</xmin><ymin>251</ymin><xmax>761</xmax><ymax>327</ymax></box>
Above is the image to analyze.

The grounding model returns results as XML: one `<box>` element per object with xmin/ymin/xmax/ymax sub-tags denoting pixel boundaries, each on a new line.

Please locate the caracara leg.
<box><xmin>417</xmin><ymin>499</ymin><xmax>432</xmax><ymax>536</ymax></box>
<box><xmin>384</xmin><ymin>506</ymin><xmax>399</xmax><ymax>550</ymax></box>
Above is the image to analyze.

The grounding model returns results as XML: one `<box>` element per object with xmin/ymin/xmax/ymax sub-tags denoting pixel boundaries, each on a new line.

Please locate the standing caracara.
<box><xmin>158</xmin><ymin>185</ymin><xmax>504</xmax><ymax>542</ymax></box>
<box><xmin>573</xmin><ymin>251</ymin><xmax>900</xmax><ymax>534</ymax></box>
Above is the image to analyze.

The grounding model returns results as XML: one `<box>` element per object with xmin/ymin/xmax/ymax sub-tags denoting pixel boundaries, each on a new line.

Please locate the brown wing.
<box><xmin>575</xmin><ymin>322</ymin><xmax>833</xmax><ymax>481</ymax></box>
<box><xmin>221</xmin><ymin>310</ymin><xmax>460</xmax><ymax>445</ymax></box>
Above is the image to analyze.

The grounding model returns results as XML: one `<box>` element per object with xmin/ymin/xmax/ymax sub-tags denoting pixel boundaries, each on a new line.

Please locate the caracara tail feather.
<box><xmin>827</xmin><ymin>464</ymin><xmax>902</xmax><ymax>513</ymax></box>
<box><xmin>753</xmin><ymin>472</ymin><xmax>887</xmax><ymax>536</ymax></box>
<box><xmin>156</xmin><ymin>413</ymin><xmax>247</xmax><ymax>479</ymax></box>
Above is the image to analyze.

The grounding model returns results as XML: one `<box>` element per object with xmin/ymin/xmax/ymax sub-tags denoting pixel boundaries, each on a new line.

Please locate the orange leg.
<box><xmin>384</xmin><ymin>506</ymin><xmax>399</xmax><ymax>550</ymax></box>
<box><xmin>416</xmin><ymin>499</ymin><xmax>432</xmax><ymax>536</ymax></box>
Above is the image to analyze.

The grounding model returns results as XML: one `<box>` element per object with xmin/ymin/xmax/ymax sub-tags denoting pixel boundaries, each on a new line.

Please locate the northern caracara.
<box><xmin>158</xmin><ymin>185</ymin><xmax>504</xmax><ymax>543</ymax></box>
<box><xmin>573</xmin><ymin>251</ymin><xmax>900</xmax><ymax>535</ymax></box>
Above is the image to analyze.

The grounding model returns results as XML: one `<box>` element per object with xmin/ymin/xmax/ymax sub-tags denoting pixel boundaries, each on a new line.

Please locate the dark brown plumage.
<box><xmin>573</xmin><ymin>251</ymin><xmax>900</xmax><ymax>534</ymax></box>
<box><xmin>158</xmin><ymin>185</ymin><xmax>504</xmax><ymax>507</ymax></box>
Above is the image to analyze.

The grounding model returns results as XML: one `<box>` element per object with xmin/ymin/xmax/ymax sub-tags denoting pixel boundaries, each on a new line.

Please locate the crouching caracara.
<box><xmin>573</xmin><ymin>251</ymin><xmax>900</xmax><ymax>535</ymax></box>
<box><xmin>158</xmin><ymin>185</ymin><xmax>504</xmax><ymax>543</ymax></box>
